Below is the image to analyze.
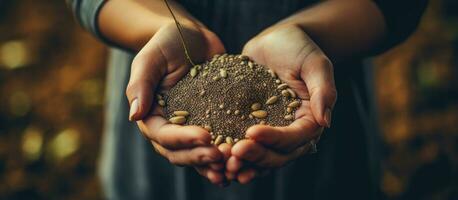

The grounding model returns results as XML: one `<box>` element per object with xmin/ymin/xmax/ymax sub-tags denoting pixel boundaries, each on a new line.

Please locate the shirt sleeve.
<box><xmin>372</xmin><ymin>0</ymin><xmax>429</xmax><ymax>51</ymax></box>
<box><xmin>66</xmin><ymin>0</ymin><xmax>106</xmax><ymax>40</ymax></box>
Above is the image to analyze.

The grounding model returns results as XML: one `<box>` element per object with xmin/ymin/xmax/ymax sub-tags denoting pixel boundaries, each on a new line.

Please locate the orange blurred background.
<box><xmin>0</xmin><ymin>0</ymin><xmax>456</xmax><ymax>199</ymax></box>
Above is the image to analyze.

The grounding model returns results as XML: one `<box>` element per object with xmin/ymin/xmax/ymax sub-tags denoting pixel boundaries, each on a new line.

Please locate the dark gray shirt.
<box><xmin>68</xmin><ymin>0</ymin><xmax>426</xmax><ymax>199</ymax></box>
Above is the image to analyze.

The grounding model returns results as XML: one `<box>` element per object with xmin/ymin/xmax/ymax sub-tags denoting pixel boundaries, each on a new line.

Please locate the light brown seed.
<box><xmin>226</xmin><ymin>110</ymin><xmax>231</xmax><ymax>114</ymax></box>
<box><xmin>190</xmin><ymin>68</ymin><xmax>198</xmax><ymax>77</ymax></box>
<box><xmin>206</xmin><ymin>110</ymin><xmax>211</xmax><ymax>115</ymax></box>
<box><xmin>287</xmin><ymin>107</ymin><xmax>293</xmax><ymax>113</ymax></box>
<box><xmin>219</xmin><ymin>104</ymin><xmax>225</xmax><ymax>109</ymax></box>
<box><xmin>281</xmin><ymin>90</ymin><xmax>290</xmax><ymax>97</ymax></box>
<box><xmin>248</xmin><ymin>61</ymin><xmax>254</xmax><ymax>68</ymax></box>
<box><xmin>158</xmin><ymin>100</ymin><xmax>166</xmax><ymax>107</ymax></box>
<box><xmin>284</xmin><ymin>115</ymin><xmax>294</xmax><ymax>120</ymax></box>
<box><xmin>287</xmin><ymin>88</ymin><xmax>297</xmax><ymax>98</ymax></box>
<box><xmin>288</xmin><ymin>101</ymin><xmax>301</xmax><ymax>108</ymax></box>
<box><xmin>275</xmin><ymin>79</ymin><xmax>281</xmax><ymax>84</ymax></box>
<box><xmin>268</xmin><ymin>69</ymin><xmax>277</xmax><ymax>78</ymax></box>
<box><xmin>241</xmin><ymin>115</ymin><xmax>246</xmax><ymax>120</ymax></box>
<box><xmin>260</xmin><ymin>120</ymin><xmax>266</xmax><ymax>125</ymax></box>
<box><xmin>249</xmin><ymin>114</ymin><xmax>254</xmax><ymax>119</ymax></box>
<box><xmin>211</xmin><ymin>135</ymin><xmax>216</xmax><ymax>139</ymax></box>
<box><xmin>234</xmin><ymin>138</ymin><xmax>239</xmax><ymax>143</ymax></box>
<box><xmin>220</xmin><ymin>69</ymin><xmax>228</xmax><ymax>78</ymax></box>
<box><xmin>196</xmin><ymin>64</ymin><xmax>202</xmax><ymax>70</ymax></box>
<box><xmin>251</xmin><ymin>110</ymin><xmax>268</xmax><ymax>119</ymax></box>
<box><xmin>251</xmin><ymin>103</ymin><xmax>262</xmax><ymax>111</ymax></box>
<box><xmin>266</xmin><ymin>96</ymin><xmax>279</xmax><ymax>105</ymax></box>
<box><xmin>226</xmin><ymin>137</ymin><xmax>234</xmax><ymax>145</ymax></box>
<box><xmin>169</xmin><ymin>116</ymin><xmax>186</xmax><ymax>125</ymax></box>
<box><xmin>204</xmin><ymin>125</ymin><xmax>212</xmax><ymax>132</ymax></box>
<box><xmin>199</xmin><ymin>90</ymin><xmax>206</xmax><ymax>96</ymax></box>
<box><xmin>173</xmin><ymin>111</ymin><xmax>190</xmax><ymax>117</ymax></box>
<box><xmin>210</xmin><ymin>140</ymin><xmax>214</xmax><ymax>144</ymax></box>
<box><xmin>214</xmin><ymin>135</ymin><xmax>223</xmax><ymax>145</ymax></box>
<box><xmin>213</xmin><ymin>76</ymin><xmax>220</xmax><ymax>81</ymax></box>
<box><xmin>277</xmin><ymin>83</ymin><xmax>288</xmax><ymax>90</ymax></box>
<box><xmin>234</xmin><ymin>110</ymin><xmax>240</xmax><ymax>115</ymax></box>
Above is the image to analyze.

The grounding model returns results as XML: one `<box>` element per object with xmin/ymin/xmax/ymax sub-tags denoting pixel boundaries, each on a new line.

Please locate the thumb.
<box><xmin>126</xmin><ymin>43</ymin><xmax>167</xmax><ymax>121</ymax></box>
<box><xmin>301</xmin><ymin>52</ymin><xmax>337</xmax><ymax>128</ymax></box>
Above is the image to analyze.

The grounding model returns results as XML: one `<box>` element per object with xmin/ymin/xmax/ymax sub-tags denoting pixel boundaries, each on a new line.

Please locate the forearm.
<box><xmin>98</xmin><ymin>0</ymin><xmax>201</xmax><ymax>51</ymax></box>
<box><xmin>275</xmin><ymin>0</ymin><xmax>386</xmax><ymax>61</ymax></box>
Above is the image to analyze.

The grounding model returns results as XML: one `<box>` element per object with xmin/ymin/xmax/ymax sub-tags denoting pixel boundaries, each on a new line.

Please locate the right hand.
<box><xmin>125</xmin><ymin>22</ymin><xmax>228</xmax><ymax>185</ymax></box>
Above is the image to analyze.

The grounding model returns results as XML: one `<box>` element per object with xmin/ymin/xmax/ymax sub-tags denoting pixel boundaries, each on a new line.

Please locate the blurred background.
<box><xmin>0</xmin><ymin>0</ymin><xmax>456</xmax><ymax>199</ymax></box>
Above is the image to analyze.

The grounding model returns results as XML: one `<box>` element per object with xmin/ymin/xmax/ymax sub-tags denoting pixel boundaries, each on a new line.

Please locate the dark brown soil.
<box><xmin>160</xmin><ymin>54</ymin><xmax>300</xmax><ymax>144</ymax></box>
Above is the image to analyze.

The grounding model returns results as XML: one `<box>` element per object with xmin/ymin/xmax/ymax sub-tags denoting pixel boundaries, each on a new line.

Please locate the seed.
<box><xmin>266</xmin><ymin>96</ymin><xmax>279</xmax><ymax>105</ymax></box>
<box><xmin>260</xmin><ymin>120</ymin><xmax>266</xmax><ymax>125</ymax></box>
<box><xmin>196</xmin><ymin>64</ymin><xmax>202</xmax><ymax>70</ymax></box>
<box><xmin>240</xmin><ymin>61</ymin><xmax>246</xmax><ymax>66</ymax></box>
<box><xmin>199</xmin><ymin>90</ymin><xmax>206</xmax><ymax>96</ymax></box>
<box><xmin>287</xmin><ymin>88</ymin><xmax>297</xmax><ymax>98</ymax></box>
<box><xmin>248</xmin><ymin>61</ymin><xmax>254</xmax><ymax>68</ymax></box>
<box><xmin>287</xmin><ymin>107</ymin><xmax>293</xmax><ymax>113</ymax></box>
<box><xmin>191</xmin><ymin>67</ymin><xmax>198</xmax><ymax>77</ymax></box>
<box><xmin>220</xmin><ymin>69</ymin><xmax>228</xmax><ymax>78</ymax></box>
<box><xmin>169</xmin><ymin>116</ymin><xmax>186</xmax><ymax>125</ymax></box>
<box><xmin>226</xmin><ymin>137</ymin><xmax>234</xmax><ymax>145</ymax></box>
<box><xmin>211</xmin><ymin>135</ymin><xmax>216</xmax><ymax>139</ymax></box>
<box><xmin>249</xmin><ymin>114</ymin><xmax>254</xmax><ymax>119</ymax></box>
<box><xmin>288</xmin><ymin>101</ymin><xmax>301</xmax><ymax>108</ymax></box>
<box><xmin>251</xmin><ymin>103</ymin><xmax>262</xmax><ymax>111</ymax></box>
<box><xmin>284</xmin><ymin>115</ymin><xmax>294</xmax><ymax>120</ymax></box>
<box><xmin>206</xmin><ymin>115</ymin><xmax>210</xmax><ymax>118</ymax></box>
<box><xmin>213</xmin><ymin>76</ymin><xmax>220</xmax><ymax>81</ymax></box>
<box><xmin>277</xmin><ymin>83</ymin><xmax>288</xmax><ymax>90</ymax></box>
<box><xmin>268</xmin><ymin>69</ymin><xmax>276</xmax><ymax>78</ymax></box>
<box><xmin>275</xmin><ymin>79</ymin><xmax>281</xmax><ymax>84</ymax></box>
<box><xmin>219</xmin><ymin>104</ymin><xmax>225</xmax><ymax>109</ymax></box>
<box><xmin>206</xmin><ymin>110</ymin><xmax>211</xmax><ymax>115</ymax></box>
<box><xmin>226</xmin><ymin>110</ymin><xmax>231</xmax><ymax>114</ymax></box>
<box><xmin>210</xmin><ymin>140</ymin><xmax>214</xmax><ymax>144</ymax></box>
<box><xmin>234</xmin><ymin>110</ymin><xmax>240</xmax><ymax>115</ymax></box>
<box><xmin>234</xmin><ymin>138</ymin><xmax>239</xmax><ymax>143</ymax></box>
<box><xmin>214</xmin><ymin>135</ymin><xmax>223</xmax><ymax>145</ymax></box>
<box><xmin>158</xmin><ymin>100</ymin><xmax>166</xmax><ymax>107</ymax></box>
<box><xmin>251</xmin><ymin>110</ymin><xmax>268</xmax><ymax>119</ymax></box>
<box><xmin>281</xmin><ymin>90</ymin><xmax>290</xmax><ymax>97</ymax></box>
<box><xmin>204</xmin><ymin>125</ymin><xmax>212</xmax><ymax>132</ymax></box>
<box><xmin>213</xmin><ymin>54</ymin><xmax>220</xmax><ymax>59</ymax></box>
<box><xmin>173</xmin><ymin>111</ymin><xmax>190</xmax><ymax>117</ymax></box>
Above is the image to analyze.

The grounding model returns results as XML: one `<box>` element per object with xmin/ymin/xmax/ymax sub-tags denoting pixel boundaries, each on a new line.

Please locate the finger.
<box><xmin>237</xmin><ymin>168</ymin><xmax>257</xmax><ymax>184</ymax></box>
<box><xmin>195</xmin><ymin>167</ymin><xmax>225</xmax><ymax>185</ymax></box>
<box><xmin>200</xmin><ymin>29</ymin><xmax>226</xmax><ymax>60</ymax></box>
<box><xmin>300</xmin><ymin>51</ymin><xmax>337</xmax><ymax>128</ymax></box>
<box><xmin>245</xmin><ymin>108</ymin><xmax>322</xmax><ymax>152</ymax></box>
<box><xmin>152</xmin><ymin>142</ymin><xmax>222</xmax><ymax>166</ymax></box>
<box><xmin>127</xmin><ymin>42</ymin><xmax>167</xmax><ymax>121</ymax></box>
<box><xmin>218</xmin><ymin>143</ymin><xmax>232</xmax><ymax>161</ymax></box>
<box><xmin>226</xmin><ymin>156</ymin><xmax>243</xmax><ymax>173</ymax></box>
<box><xmin>138</xmin><ymin>115</ymin><xmax>211</xmax><ymax>149</ymax></box>
<box><xmin>232</xmin><ymin>140</ymin><xmax>311</xmax><ymax>168</ymax></box>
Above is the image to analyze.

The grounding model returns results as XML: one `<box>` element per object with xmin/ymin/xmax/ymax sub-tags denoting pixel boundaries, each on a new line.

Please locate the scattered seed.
<box><xmin>226</xmin><ymin>137</ymin><xmax>234</xmax><ymax>145</ymax></box>
<box><xmin>275</xmin><ymin>79</ymin><xmax>281</xmax><ymax>84</ymax></box>
<box><xmin>196</xmin><ymin>64</ymin><xmax>202</xmax><ymax>70</ymax></box>
<box><xmin>206</xmin><ymin>110</ymin><xmax>211</xmax><ymax>115</ymax></box>
<box><xmin>173</xmin><ymin>111</ymin><xmax>190</xmax><ymax>117</ymax></box>
<box><xmin>241</xmin><ymin>115</ymin><xmax>246</xmax><ymax>120</ymax></box>
<box><xmin>206</xmin><ymin>115</ymin><xmax>210</xmax><ymax>118</ymax></box>
<box><xmin>266</xmin><ymin>96</ymin><xmax>279</xmax><ymax>105</ymax></box>
<box><xmin>199</xmin><ymin>90</ymin><xmax>206</xmax><ymax>96</ymax></box>
<box><xmin>210</xmin><ymin>140</ymin><xmax>214</xmax><ymax>144</ymax></box>
<box><xmin>158</xmin><ymin>100</ymin><xmax>166</xmax><ymax>107</ymax></box>
<box><xmin>226</xmin><ymin>110</ymin><xmax>231</xmax><ymax>114</ymax></box>
<box><xmin>277</xmin><ymin>83</ymin><xmax>288</xmax><ymax>90</ymax></box>
<box><xmin>284</xmin><ymin>115</ymin><xmax>294</xmax><ymax>120</ymax></box>
<box><xmin>288</xmin><ymin>101</ymin><xmax>301</xmax><ymax>108</ymax></box>
<box><xmin>214</xmin><ymin>135</ymin><xmax>223</xmax><ymax>145</ymax></box>
<box><xmin>234</xmin><ymin>110</ymin><xmax>240</xmax><ymax>115</ymax></box>
<box><xmin>281</xmin><ymin>90</ymin><xmax>290</xmax><ymax>97</ymax></box>
<box><xmin>169</xmin><ymin>116</ymin><xmax>186</xmax><ymax>125</ymax></box>
<box><xmin>251</xmin><ymin>103</ymin><xmax>262</xmax><ymax>111</ymax></box>
<box><xmin>234</xmin><ymin>138</ymin><xmax>239</xmax><ymax>143</ymax></box>
<box><xmin>260</xmin><ymin>120</ymin><xmax>266</xmax><ymax>125</ymax></box>
<box><xmin>251</xmin><ymin>110</ymin><xmax>268</xmax><ymax>119</ymax></box>
<box><xmin>249</xmin><ymin>114</ymin><xmax>254</xmax><ymax>119</ymax></box>
<box><xmin>219</xmin><ymin>104</ymin><xmax>225</xmax><ymax>109</ymax></box>
<box><xmin>204</xmin><ymin>125</ymin><xmax>212</xmax><ymax>132</ymax></box>
<box><xmin>287</xmin><ymin>88</ymin><xmax>296</xmax><ymax>98</ymax></box>
<box><xmin>191</xmin><ymin>68</ymin><xmax>198</xmax><ymax>77</ymax></box>
<box><xmin>248</xmin><ymin>61</ymin><xmax>254</xmax><ymax>68</ymax></box>
<box><xmin>213</xmin><ymin>76</ymin><xmax>221</xmax><ymax>81</ymax></box>
<box><xmin>220</xmin><ymin>69</ymin><xmax>228</xmax><ymax>78</ymax></box>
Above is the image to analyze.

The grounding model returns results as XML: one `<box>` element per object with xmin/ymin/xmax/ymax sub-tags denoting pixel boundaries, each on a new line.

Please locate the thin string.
<box><xmin>163</xmin><ymin>0</ymin><xmax>196</xmax><ymax>67</ymax></box>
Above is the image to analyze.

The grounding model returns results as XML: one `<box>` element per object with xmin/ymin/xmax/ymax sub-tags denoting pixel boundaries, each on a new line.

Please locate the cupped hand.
<box><xmin>226</xmin><ymin>24</ymin><xmax>336</xmax><ymax>183</ymax></box>
<box><xmin>125</xmin><ymin>22</ymin><xmax>228</xmax><ymax>185</ymax></box>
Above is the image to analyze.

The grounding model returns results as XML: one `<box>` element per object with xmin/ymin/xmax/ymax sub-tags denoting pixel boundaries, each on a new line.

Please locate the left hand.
<box><xmin>225</xmin><ymin>24</ymin><xmax>337</xmax><ymax>183</ymax></box>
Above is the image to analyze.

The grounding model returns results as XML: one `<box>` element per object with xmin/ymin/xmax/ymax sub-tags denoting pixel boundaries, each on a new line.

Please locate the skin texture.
<box><xmin>96</xmin><ymin>0</ymin><xmax>387</xmax><ymax>185</ymax></box>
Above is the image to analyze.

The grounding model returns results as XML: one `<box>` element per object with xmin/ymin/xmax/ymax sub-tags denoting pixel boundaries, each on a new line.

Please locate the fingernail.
<box><xmin>129</xmin><ymin>99</ymin><xmax>139</xmax><ymax>121</ymax></box>
<box><xmin>324</xmin><ymin>108</ymin><xmax>332</xmax><ymax>128</ymax></box>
